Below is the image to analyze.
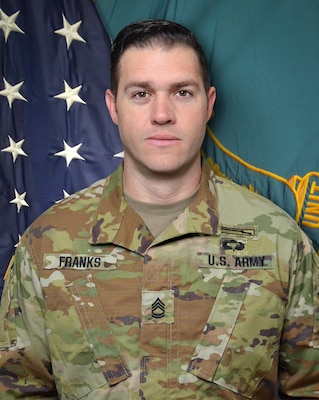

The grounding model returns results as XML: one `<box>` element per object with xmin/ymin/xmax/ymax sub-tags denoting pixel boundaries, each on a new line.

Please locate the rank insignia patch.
<box><xmin>142</xmin><ymin>290</ymin><xmax>174</xmax><ymax>324</ymax></box>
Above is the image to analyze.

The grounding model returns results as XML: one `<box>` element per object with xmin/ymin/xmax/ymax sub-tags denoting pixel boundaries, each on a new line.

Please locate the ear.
<box><xmin>105</xmin><ymin>89</ymin><xmax>118</xmax><ymax>125</ymax></box>
<box><xmin>206</xmin><ymin>86</ymin><xmax>216</xmax><ymax>123</ymax></box>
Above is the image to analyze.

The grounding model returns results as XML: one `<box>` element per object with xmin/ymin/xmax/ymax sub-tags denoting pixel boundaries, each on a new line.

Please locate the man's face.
<box><xmin>106</xmin><ymin>45</ymin><xmax>216</xmax><ymax>177</ymax></box>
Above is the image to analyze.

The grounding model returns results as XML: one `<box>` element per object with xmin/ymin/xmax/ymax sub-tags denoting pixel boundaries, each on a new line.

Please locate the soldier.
<box><xmin>1</xmin><ymin>19</ymin><xmax>319</xmax><ymax>399</ymax></box>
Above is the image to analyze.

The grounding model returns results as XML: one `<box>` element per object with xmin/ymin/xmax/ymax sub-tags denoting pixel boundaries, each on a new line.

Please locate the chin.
<box><xmin>146</xmin><ymin>162</ymin><xmax>188</xmax><ymax>176</ymax></box>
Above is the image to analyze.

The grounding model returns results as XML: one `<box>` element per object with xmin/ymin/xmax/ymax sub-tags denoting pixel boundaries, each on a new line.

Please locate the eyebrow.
<box><xmin>124</xmin><ymin>81</ymin><xmax>152</xmax><ymax>91</ymax></box>
<box><xmin>124</xmin><ymin>79</ymin><xmax>200</xmax><ymax>92</ymax></box>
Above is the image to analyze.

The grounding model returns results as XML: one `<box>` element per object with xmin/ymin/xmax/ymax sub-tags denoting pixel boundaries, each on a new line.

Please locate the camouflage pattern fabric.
<box><xmin>1</xmin><ymin>160</ymin><xmax>319</xmax><ymax>399</ymax></box>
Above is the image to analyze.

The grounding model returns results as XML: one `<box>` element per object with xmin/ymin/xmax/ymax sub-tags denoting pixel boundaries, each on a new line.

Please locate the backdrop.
<box><xmin>1</xmin><ymin>1</ymin><xmax>319</xmax><ymax>297</ymax></box>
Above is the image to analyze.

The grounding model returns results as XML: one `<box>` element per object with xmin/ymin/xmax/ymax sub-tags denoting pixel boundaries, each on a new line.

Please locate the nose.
<box><xmin>151</xmin><ymin>95</ymin><xmax>175</xmax><ymax>125</ymax></box>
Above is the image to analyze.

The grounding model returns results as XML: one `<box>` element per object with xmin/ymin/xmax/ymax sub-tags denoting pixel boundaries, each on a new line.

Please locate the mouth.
<box><xmin>146</xmin><ymin>134</ymin><xmax>181</xmax><ymax>146</ymax></box>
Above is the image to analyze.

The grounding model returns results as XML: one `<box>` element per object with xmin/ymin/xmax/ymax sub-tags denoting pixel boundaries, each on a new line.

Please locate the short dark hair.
<box><xmin>110</xmin><ymin>19</ymin><xmax>211</xmax><ymax>95</ymax></box>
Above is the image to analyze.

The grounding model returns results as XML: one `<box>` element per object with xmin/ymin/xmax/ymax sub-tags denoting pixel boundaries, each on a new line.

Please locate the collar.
<box><xmin>89</xmin><ymin>160</ymin><xmax>220</xmax><ymax>254</ymax></box>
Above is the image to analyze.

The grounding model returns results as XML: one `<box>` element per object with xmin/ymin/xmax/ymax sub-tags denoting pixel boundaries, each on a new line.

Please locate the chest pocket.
<box><xmin>44</xmin><ymin>272</ymin><xmax>131</xmax><ymax>399</ymax></box>
<box><xmin>187</xmin><ymin>273</ymin><xmax>284</xmax><ymax>398</ymax></box>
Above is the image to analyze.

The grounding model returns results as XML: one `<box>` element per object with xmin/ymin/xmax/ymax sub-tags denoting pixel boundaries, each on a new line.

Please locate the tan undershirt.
<box><xmin>125</xmin><ymin>190</ymin><xmax>198</xmax><ymax>238</ymax></box>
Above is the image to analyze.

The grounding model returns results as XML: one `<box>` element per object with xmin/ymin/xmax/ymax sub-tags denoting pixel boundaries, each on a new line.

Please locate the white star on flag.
<box><xmin>54</xmin><ymin>14</ymin><xmax>86</xmax><ymax>49</ymax></box>
<box><xmin>63</xmin><ymin>189</ymin><xmax>70</xmax><ymax>198</ymax></box>
<box><xmin>54</xmin><ymin>140</ymin><xmax>85</xmax><ymax>167</ymax></box>
<box><xmin>0</xmin><ymin>77</ymin><xmax>27</xmax><ymax>108</ymax></box>
<box><xmin>1</xmin><ymin>135</ymin><xmax>28</xmax><ymax>162</ymax></box>
<box><xmin>55</xmin><ymin>189</ymin><xmax>71</xmax><ymax>204</ymax></box>
<box><xmin>10</xmin><ymin>189</ymin><xmax>29</xmax><ymax>213</ymax></box>
<box><xmin>0</xmin><ymin>9</ymin><xmax>25</xmax><ymax>42</ymax></box>
<box><xmin>14</xmin><ymin>235</ymin><xmax>22</xmax><ymax>248</ymax></box>
<box><xmin>54</xmin><ymin>80</ymin><xmax>86</xmax><ymax>111</ymax></box>
<box><xmin>114</xmin><ymin>151</ymin><xmax>124</xmax><ymax>158</ymax></box>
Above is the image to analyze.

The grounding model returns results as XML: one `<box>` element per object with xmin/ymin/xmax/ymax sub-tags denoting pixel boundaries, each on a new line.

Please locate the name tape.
<box><xmin>198</xmin><ymin>252</ymin><xmax>275</xmax><ymax>269</ymax></box>
<box><xmin>44</xmin><ymin>254</ymin><xmax>117</xmax><ymax>269</ymax></box>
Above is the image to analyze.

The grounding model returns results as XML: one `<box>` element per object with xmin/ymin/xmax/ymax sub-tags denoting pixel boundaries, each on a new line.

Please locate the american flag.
<box><xmin>0</xmin><ymin>0</ymin><xmax>123</xmax><ymax>293</ymax></box>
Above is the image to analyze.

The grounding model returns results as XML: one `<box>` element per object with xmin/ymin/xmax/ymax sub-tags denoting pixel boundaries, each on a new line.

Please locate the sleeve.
<box><xmin>279</xmin><ymin>229</ymin><xmax>319</xmax><ymax>397</ymax></box>
<box><xmin>0</xmin><ymin>236</ymin><xmax>58</xmax><ymax>398</ymax></box>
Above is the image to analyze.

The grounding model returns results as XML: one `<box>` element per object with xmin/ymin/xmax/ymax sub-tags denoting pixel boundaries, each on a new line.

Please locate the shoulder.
<box><xmin>210</xmin><ymin>171</ymin><xmax>299</xmax><ymax>232</ymax></box>
<box><xmin>25</xmin><ymin>164</ymin><xmax>124</xmax><ymax>240</ymax></box>
<box><xmin>36</xmin><ymin>177</ymin><xmax>108</xmax><ymax>225</ymax></box>
<box><xmin>209</xmin><ymin>172</ymin><xmax>318</xmax><ymax>276</ymax></box>
<box><xmin>36</xmin><ymin>163</ymin><xmax>124</xmax><ymax>222</ymax></box>
<box><xmin>18</xmin><ymin>170</ymin><xmax>123</xmax><ymax>263</ymax></box>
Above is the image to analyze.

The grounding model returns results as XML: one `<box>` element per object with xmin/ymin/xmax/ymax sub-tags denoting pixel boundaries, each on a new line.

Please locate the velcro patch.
<box><xmin>44</xmin><ymin>253</ymin><xmax>117</xmax><ymax>269</ymax></box>
<box><xmin>198</xmin><ymin>252</ymin><xmax>275</xmax><ymax>269</ymax></box>
<box><xmin>142</xmin><ymin>290</ymin><xmax>174</xmax><ymax>325</ymax></box>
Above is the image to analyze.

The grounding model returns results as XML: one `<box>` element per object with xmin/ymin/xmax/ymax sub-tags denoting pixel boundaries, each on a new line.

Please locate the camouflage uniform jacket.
<box><xmin>1</xmin><ymin>161</ymin><xmax>319</xmax><ymax>399</ymax></box>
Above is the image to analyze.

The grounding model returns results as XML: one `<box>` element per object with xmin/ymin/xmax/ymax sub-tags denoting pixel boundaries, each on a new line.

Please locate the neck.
<box><xmin>123</xmin><ymin>160</ymin><xmax>202</xmax><ymax>204</ymax></box>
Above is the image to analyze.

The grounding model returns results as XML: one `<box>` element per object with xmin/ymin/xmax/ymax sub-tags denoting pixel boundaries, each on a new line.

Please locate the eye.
<box><xmin>134</xmin><ymin>91</ymin><xmax>148</xmax><ymax>99</ymax></box>
<box><xmin>177</xmin><ymin>90</ymin><xmax>192</xmax><ymax>98</ymax></box>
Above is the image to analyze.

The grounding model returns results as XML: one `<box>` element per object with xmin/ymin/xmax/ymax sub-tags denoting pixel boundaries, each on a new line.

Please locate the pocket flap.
<box><xmin>187</xmin><ymin>274</ymin><xmax>283</xmax><ymax>398</ymax></box>
<box><xmin>67</xmin><ymin>279</ymin><xmax>131</xmax><ymax>386</ymax></box>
